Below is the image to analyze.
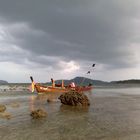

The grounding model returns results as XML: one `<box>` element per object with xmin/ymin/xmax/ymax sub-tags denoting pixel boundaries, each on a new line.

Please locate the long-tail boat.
<box><xmin>30</xmin><ymin>76</ymin><xmax>93</xmax><ymax>94</ymax></box>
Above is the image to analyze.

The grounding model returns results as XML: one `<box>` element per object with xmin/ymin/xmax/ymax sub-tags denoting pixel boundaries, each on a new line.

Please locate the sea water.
<box><xmin>0</xmin><ymin>85</ymin><xmax>140</xmax><ymax>140</ymax></box>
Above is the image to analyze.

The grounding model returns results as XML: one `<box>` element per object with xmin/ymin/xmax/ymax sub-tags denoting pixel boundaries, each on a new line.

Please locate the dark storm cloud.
<box><xmin>0</xmin><ymin>0</ymin><xmax>140</xmax><ymax>70</ymax></box>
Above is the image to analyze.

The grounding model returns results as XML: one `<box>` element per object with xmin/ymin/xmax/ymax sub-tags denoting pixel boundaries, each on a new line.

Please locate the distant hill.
<box><xmin>0</xmin><ymin>80</ymin><xmax>8</xmax><ymax>84</ymax></box>
<box><xmin>46</xmin><ymin>77</ymin><xmax>140</xmax><ymax>86</ymax></box>
<box><xmin>111</xmin><ymin>79</ymin><xmax>140</xmax><ymax>84</ymax></box>
<box><xmin>71</xmin><ymin>77</ymin><xmax>109</xmax><ymax>85</ymax></box>
<box><xmin>47</xmin><ymin>77</ymin><xmax>109</xmax><ymax>86</ymax></box>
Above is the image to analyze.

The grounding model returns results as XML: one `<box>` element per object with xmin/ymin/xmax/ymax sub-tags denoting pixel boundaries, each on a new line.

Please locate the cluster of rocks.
<box><xmin>30</xmin><ymin>109</ymin><xmax>47</xmax><ymax>119</ymax></box>
<box><xmin>0</xmin><ymin>91</ymin><xmax>90</xmax><ymax>120</ymax></box>
<box><xmin>58</xmin><ymin>91</ymin><xmax>90</xmax><ymax>106</ymax></box>
<box><xmin>0</xmin><ymin>104</ymin><xmax>47</xmax><ymax>120</ymax></box>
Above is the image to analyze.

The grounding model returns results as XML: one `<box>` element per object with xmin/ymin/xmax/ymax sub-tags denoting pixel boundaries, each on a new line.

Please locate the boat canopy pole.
<box><xmin>62</xmin><ymin>80</ymin><xmax>64</xmax><ymax>88</ymax></box>
<box><xmin>30</xmin><ymin>76</ymin><xmax>34</xmax><ymax>82</ymax></box>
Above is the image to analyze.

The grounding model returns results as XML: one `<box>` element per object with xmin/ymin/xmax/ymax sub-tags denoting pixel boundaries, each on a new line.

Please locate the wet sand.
<box><xmin>0</xmin><ymin>87</ymin><xmax>140</xmax><ymax>140</ymax></box>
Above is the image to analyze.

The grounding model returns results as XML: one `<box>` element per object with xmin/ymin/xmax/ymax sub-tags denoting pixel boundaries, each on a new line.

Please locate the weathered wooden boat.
<box><xmin>30</xmin><ymin>76</ymin><xmax>93</xmax><ymax>94</ymax></box>
<box><xmin>75</xmin><ymin>85</ymin><xmax>93</xmax><ymax>92</ymax></box>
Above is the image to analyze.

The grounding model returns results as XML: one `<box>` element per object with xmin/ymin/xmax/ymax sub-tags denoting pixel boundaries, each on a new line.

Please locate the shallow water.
<box><xmin>0</xmin><ymin>87</ymin><xmax>140</xmax><ymax>140</ymax></box>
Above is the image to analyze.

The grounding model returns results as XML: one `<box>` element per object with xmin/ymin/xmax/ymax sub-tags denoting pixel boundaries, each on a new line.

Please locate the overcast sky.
<box><xmin>0</xmin><ymin>0</ymin><xmax>140</xmax><ymax>83</ymax></box>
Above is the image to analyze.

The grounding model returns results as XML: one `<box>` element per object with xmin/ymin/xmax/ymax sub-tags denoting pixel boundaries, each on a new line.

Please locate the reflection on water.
<box><xmin>29</xmin><ymin>94</ymin><xmax>60</xmax><ymax>112</ymax></box>
<box><xmin>29</xmin><ymin>96</ymin><xmax>36</xmax><ymax>111</ymax></box>
<box><xmin>59</xmin><ymin>104</ymin><xmax>89</xmax><ymax>113</ymax></box>
<box><xmin>0</xmin><ymin>87</ymin><xmax>140</xmax><ymax>140</ymax></box>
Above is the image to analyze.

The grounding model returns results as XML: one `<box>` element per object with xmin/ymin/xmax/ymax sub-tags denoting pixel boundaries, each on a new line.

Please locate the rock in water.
<box><xmin>0</xmin><ymin>104</ymin><xmax>6</xmax><ymax>112</ymax></box>
<box><xmin>58</xmin><ymin>91</ymin><xmax>90</xmax><ymax>106</ymax></box>
<box><xmin>0</xmin><ymin>112</ymin><xmax>12</xmax><ymax>120</ymax></box>
<box><xmin>10</xmin><ymin>102</ymin><xmax>20</xmax><ymax>108</ymax></box>
<box><xmin>47</xmin><ymin>98</ymin><xmax>58</xmax><ymax>103</ymax></box>
<box><xmin>30</xmin><ymin>109</ymin><xmax>47</xmax><ymax>119</ymax></box>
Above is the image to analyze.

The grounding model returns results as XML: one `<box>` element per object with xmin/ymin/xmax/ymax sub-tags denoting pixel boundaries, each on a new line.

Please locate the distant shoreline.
<box><xmin>0</xmin><ymin>77</ymin><xmax>140</xmax><ymax>85</ymax></box>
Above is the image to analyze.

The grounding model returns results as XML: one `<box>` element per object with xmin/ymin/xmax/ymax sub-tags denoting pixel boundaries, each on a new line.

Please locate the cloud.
<box><xmin>58</xmin><ymin>60</ymin><xmax>80</xmax><ymax>73</ymax></box>
<box><xmin>0</xmin><ymin>0</ymin><xmax>140</xmax><ymax>82</ymax></box>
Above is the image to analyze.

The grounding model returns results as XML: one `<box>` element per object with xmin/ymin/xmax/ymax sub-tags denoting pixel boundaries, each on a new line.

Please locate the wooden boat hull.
<box><xmin>75</xmin><ymin>86</ymin><xmax>93</xmax><ymax>92</ymax></box>
<box><xmin>34</xmin><ymin>84</ymin><xmax>93</xmax><ymax>94</ymax></box>
<box><xmin>35</xmin><ymin>84</ymin><xmax>69</xmax><ymax>94</ymax></box>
